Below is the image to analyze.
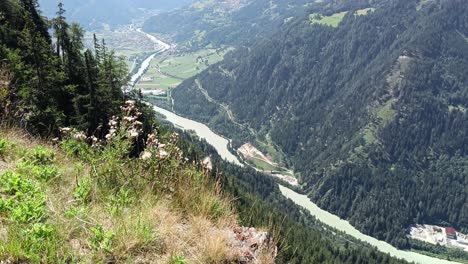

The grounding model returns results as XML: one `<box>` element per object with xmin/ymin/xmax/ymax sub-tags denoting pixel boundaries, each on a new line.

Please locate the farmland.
<box><xmin>136</xmin><ymin>48</ymin><xmax>231</xmax><ymax>102</ymax></box>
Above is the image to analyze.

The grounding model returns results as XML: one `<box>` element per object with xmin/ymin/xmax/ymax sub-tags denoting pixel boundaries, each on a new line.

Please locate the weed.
<box><xmin>60</xmin><ymin>138</ymin><xmax>92</xmax><ymax>160</ymax></box>
<box><xmin>29</xmin><ymin>146</ymin><xmax>55</xmax><ymax>165</ymax></box>
<box><xmin>170</xmin><ymin>255</ymin><xmax>187</xmax><ymax>264</ymax></box>
<box><xmin>135</xmin><ymin>215</ymin><xmax>158</xmax><ymax>247</ymax></box>
<box><xmin>73</xmin><ymin>178</ymin><xmax>91</xmax><ymax>203</ymax></box>
<box><xmin>31</xmin><ymin>165</ymin><xmax>59</xmax><ymax>182</ymax></box>
<box><xmin>0</xmin><ymin>170</ymin><xmax>37</xmax><ymax>195</ymax></box>
<box><xmin>90</xmin><ymin>225</ymin><xmax>114</xmax><ymax>252</ymax></box>
<box><xmin>64</xmin><ymin>205</ymin><xmax>85</xmax><ymax>218</ymax></box>
<box><xmin>106</xmin><ymin>188</ymin><xmax>132</xmax><ymax>215</ymax></box>
<box><xmin>0</xmin><ymin>137</ymin><xmax>7</xmax><ymax>156</ymax></box>
<box><xmin>8</xmin><ymin>193</ymin><xmax>46</xmax><ymax>223</ymax></box>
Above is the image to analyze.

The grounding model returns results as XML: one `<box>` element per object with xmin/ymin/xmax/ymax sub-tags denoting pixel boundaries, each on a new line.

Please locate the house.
<box><xmin>446</xmin><ymin>227</ymin><xmax>457</xmax><ymax>240</ymax></box>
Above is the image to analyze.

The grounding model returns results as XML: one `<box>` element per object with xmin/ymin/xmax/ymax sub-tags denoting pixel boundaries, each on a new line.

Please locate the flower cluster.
<box><xmin>139</xmin><ymin>131</ymin><xmax>185</xmax><ymax>163</ymax></box>
<box><xmin>105</xmin><ymin>116</ymin><xmax>119</xmax><ymax>142</ymax></box>
<box><xmin>120</xmin><ymin>100</ymin><xmax>143</xmax><ymax>142</ymax></box>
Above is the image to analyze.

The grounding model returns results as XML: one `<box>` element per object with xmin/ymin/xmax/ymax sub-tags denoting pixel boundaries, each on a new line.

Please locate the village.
<box><xmin>410</xmin><ymin>225</ymin><xmax>468</xmax><ymax>252</ymax></box>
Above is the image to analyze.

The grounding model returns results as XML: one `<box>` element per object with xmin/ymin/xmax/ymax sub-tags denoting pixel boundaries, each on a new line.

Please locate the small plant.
<box><xmin>29</xmin><ymin>145</ymin><xmax>55</xmax><ymax>165</ymax></box>
<box><xmin>27</xmin><ymin>223</ymin><xmax>53</xmax><ymax>242</ymax></box>
<box><xmin>0</xmin><ymin>170</ymin><xmax>36</xmax><ymax>195</ymax></box>
<box><xmin>170</xmin><ymin>255</ymin><xmax>187</xmax><ymax>264</ymax></box>
<box><xmin>73</xmin><ymin>178</ymin><xmax>91</xmax><ymax>203</ymax></box>
<box><xmin>0</xmin><ymin>137</ymin><xmax>7</xmax><ymax>156</ymax></box>
<box><xmin>90</xmin><ymin>224</ymin><xmax>114</xmax><ymax>252</ymax></box>
<box><xmin>64</xmin><ymin>205</ymin><xmax>85</xmax><ymax>218</ymax></box>
<box><xmin>136</xmin><ymin>215</ymin><xmax>158</xmax><ymax>247</ymax></box>
<box><xmin>31</xmin><ymin>165</ymin><xmax>59</xmax><ymax>182</ymax></box>
<box><xmin>60</xmin><ymin>138</ymin><xmax>92</xmax><ymax>159</ymax></box>
<box><xmin>8</xmin><ymin>193</ymin><xmax>46</xmax><ymax>223</ymax></box>
<box><xmin>106</xmin><ymin>188</ymin><xmax>132</xmax><ymax>215</ymax></box>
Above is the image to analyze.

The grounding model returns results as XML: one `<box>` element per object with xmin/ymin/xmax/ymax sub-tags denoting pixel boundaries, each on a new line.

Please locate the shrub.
<box><xmin>90</xmin><ymin>225</ymin><xmax>114</xmax><ymax>252</ymax></box>
<box><xmin>60</xmin><ymin>138</ymin><xmax>92</xmax><ymax>160</ymax></box>
<box><xmin>0</xmin><ymin>170</ymin><xmax>37</xmax><ymax>195</ymax></box>
<box><xmin>31</xmin><ymin>165</ymin><xmax>59</xmax><ymax>182</ymax></box>
<box><xmin>29</xmin><ymin>146</ymin><xmax>55</xmax><ymax>165</ymax></box>
<box><xmin>0</xmin><ymin>137</ymin><xmax>7</xmax><ymax>156</ymax></box>
<box><xmin>8</xmin><ymin>193</ymin><xmax>46</xmax><ymax>223</ymax></box>
<box><xmin>106</xmin><ymin>188</ymin><xmax>132</xmax><ymax>216</ymax></box>
<box><xmin>73</xmin><ymin>178</ymin><xmax>92</xmax><ymax>203</ymax></box>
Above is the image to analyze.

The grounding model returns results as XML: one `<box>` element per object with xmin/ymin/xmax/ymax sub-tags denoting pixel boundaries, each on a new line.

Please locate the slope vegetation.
<box><xmin>171</xmin><ymin>0</ymin><xmax>468</xmax><ymax>248</ymax></box>
<box><xmin>142</xmin><ymin>0</ymin><xmax>312</xmax><ymax>49</ymax></box>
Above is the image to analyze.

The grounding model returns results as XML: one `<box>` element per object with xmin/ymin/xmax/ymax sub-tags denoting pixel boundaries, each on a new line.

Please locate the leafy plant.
<box><xmin>106</xmin><ymin>188</ymin><xmax>132</xmax><ymax>216</ymax></box>
<box><xmin>29</xmin><ymin>146</ymin><xmax>55</xmax><ymax>165</ymax></box>
<box><xmin>31</xmin><ymin>165</ymin><xmax>59</xmax><ymax>182</ymax></box>
<box><xmin>89</xmin><ymin>225</ymin><xmax>114</xmax><ymax>252</ymax></box>
<box><xmin>60</xmin><ymin>138</ymin><xmax>92</xmax><ymax>160</ymax></box>
<box><xmin>64</xmin><ymin>205</ymin><xmax>85</xmax><ymax>219</ymax></box>
<box><xmin>8</xmin><ymin>193</ymin><xmax>46</xmax><ymax>223</ymax></box>
<box><xmin>73</xmin><ymin>178</ymin><xmax>91</xmax><ymax>203</ymax></box>
<box><xmin>0</xmin><ymin>170</ymin><xmax>36</xmax><ymax>195</ymax></box>
<box><xmin>0</xmin><ymin>137</ymin><xmax>7</xmax><ymax>156</ymax></box>
<box><xmin>135</xmin><ymin>216</ymin><xmax>158</xmax><ymax>248</ymax></box>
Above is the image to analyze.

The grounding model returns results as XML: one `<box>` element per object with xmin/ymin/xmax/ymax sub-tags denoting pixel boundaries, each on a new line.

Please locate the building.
<box><xmin>446</xmin><ymin>227</ymin><xmax>457</xmax><ymax>240</ymax></box>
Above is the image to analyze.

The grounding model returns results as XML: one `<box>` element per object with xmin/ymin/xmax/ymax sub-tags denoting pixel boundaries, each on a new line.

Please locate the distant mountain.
<box><xmin>38</xmin><ymin>0</ymin><xmax>193</xmax><ymax>29</ymax></box>
<box><xmin>170</xmin><ymin>0</ymin><xmax>468</xmax><ymax>248</ymax></box>
<box><xmin>142</xmin><ymin>0</ymin><xmax>316</xmax><ymax>49</ymax></box>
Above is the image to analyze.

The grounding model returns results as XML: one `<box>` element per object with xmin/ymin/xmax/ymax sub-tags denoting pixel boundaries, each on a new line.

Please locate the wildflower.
<box><xmin>140</xmin><ymin>150</ymin><xmax>152</xmax><ymax>160</ymax></box>
<box><xmin>159</xmin><ymin>150</ymin><xmax>168</xmax><ymax>159</ymax></box>
<box><xmin>73</xmin><ymin>132</ymin><xmax>87</xmax><ymax>141</ymax></box>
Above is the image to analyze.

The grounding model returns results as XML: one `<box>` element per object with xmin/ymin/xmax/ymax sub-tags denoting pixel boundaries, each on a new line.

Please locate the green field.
<box><xmin>310</xmin><ymin>8</ymin><xmax>375</xmax><ymax>28</ymax></box>
<box><xmin>137</xmin><ymin>48</ymin><xmax>231</xmax><ymax>96</ymax></box>
<box><xmin>310</xmin><ymin>11</ymin><xmax>348</xmax><ymax>27</ymax></box>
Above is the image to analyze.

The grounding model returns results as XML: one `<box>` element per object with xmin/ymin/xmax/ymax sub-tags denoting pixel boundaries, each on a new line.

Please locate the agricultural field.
<box><xmin>136</xmin><ymin>48</ymin><xmax>231</xmax><ymax>100</ymax></box>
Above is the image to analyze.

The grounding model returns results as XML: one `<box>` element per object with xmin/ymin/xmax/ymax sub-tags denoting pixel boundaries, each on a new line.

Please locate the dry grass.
<box><xmin>0</xmin><ymin>127</ymin><xmax>245</xmax><ymax>263</ymax></box>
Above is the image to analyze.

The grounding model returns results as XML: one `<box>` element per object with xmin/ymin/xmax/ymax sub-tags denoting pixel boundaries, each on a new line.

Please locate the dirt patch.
<box><xmin>238</xmin><ymin>143</ymin><xmax>274</xmax><ymax>165</ymax></box>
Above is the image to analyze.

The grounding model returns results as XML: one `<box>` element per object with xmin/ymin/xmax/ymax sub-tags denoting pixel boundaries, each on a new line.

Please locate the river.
<box><xmin>131</xmin><ymin>29</ymin><xmax>461</xmax><ymax>264</ymax></box>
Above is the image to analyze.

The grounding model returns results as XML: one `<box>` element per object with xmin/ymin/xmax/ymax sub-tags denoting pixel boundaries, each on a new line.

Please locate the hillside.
<box><xmin>170</xmin><ymin>0</ymin><xmax>468</xmax><ymax>249</ymax></box>
<box><xmin>0</xmin><ymin>1</ymin><xmax>415</xmax><ymax>263</ymax></box>
<box><xmin>38</xmin><ymin>0</ymin><xmax>192</xmax><ymax>29</ymax></box>
<box><xmin>0</xmin><ymin>120</ymin><xmax>277</xmax><ymax>262</ymax></box>
<box><xmin>142</xmin><ymin>0</ymin><xmax>313</xmax><ymax>49</ymax></box>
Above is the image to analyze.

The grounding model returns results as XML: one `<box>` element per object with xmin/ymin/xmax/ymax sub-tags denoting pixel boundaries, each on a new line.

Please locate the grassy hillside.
<box><xmin>0</xmin><ymin>103</ymin><xmax>275</xmax><ymax>263</ymax></box>
<box><xmin>0</xmin><ymin>131</ymin><xmax>275</xmax><ymax>262</ymax></box>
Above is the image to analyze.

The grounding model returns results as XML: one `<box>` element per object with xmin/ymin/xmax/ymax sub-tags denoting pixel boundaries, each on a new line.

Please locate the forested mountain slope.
<box><xmin>171</xmin><ymin>0</ymin><xmax>468</xmax><ymax>248</ymax></box>
<box><xmin>0</xmin><ymin>1</ymin><xmax>412</xmax><ymax>263</ymax></box>
<box><xmin>38</xmin><ymin>0</ymin><xmax>192</xmax><ymax>29</ymax></box>
<box><xmin>142</xmin><ymin>0</ymin><xmax>313</xmax><ymax>49</ymax></box>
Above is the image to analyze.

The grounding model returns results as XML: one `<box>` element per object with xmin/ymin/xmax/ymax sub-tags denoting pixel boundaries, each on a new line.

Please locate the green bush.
<box><xmin>106</xmin><ymin>188</ymin><xmax>132</xmax><ymax>216</ymax></box>
<box><xmin>31</xmin><ymin>165</ymin><xmax>59</xmax><ymax>182</ymax></box>
<box><xmin>0</xmin><ymin>170</ymin><xmax>37</xmax><ymax>195</ymax></box>
<box><xmin>8</xmin><ymin>193</ymin><xmax>46</xmax><ymax>223</ymax></box>
<box><xmin>0</xmin><ymin>137</ymin><xmax>7</xmax><ymax>156</ymax></box>
<box><xmin>29</xmin><ymin>146</ymin><xmax>55</xmax><ymax>165</ymax></box>
<box><xmin>73</xmin><ymin>178</ymin><xmax>92</xmax><ymax>203</ymax></box>
<box><xmin>89</xmin><ymin>225</ymin><xmax>114</xmax><ymax>252</ymax></box>
<box><xmin>60</xmin><ymin>138</ymin><xmax>92</xmax><ymax>160</ymax></box>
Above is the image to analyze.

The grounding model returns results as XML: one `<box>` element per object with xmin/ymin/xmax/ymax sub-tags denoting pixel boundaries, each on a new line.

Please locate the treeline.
<box><xmin>172</xmin><ymin>0</ymin><xmax>468</xmax><ymax>248</ymax></box>
<box><xmin>0</xmin><ymin>0</ymin><xmax>152</xmax><ymax>137</ymax></box>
